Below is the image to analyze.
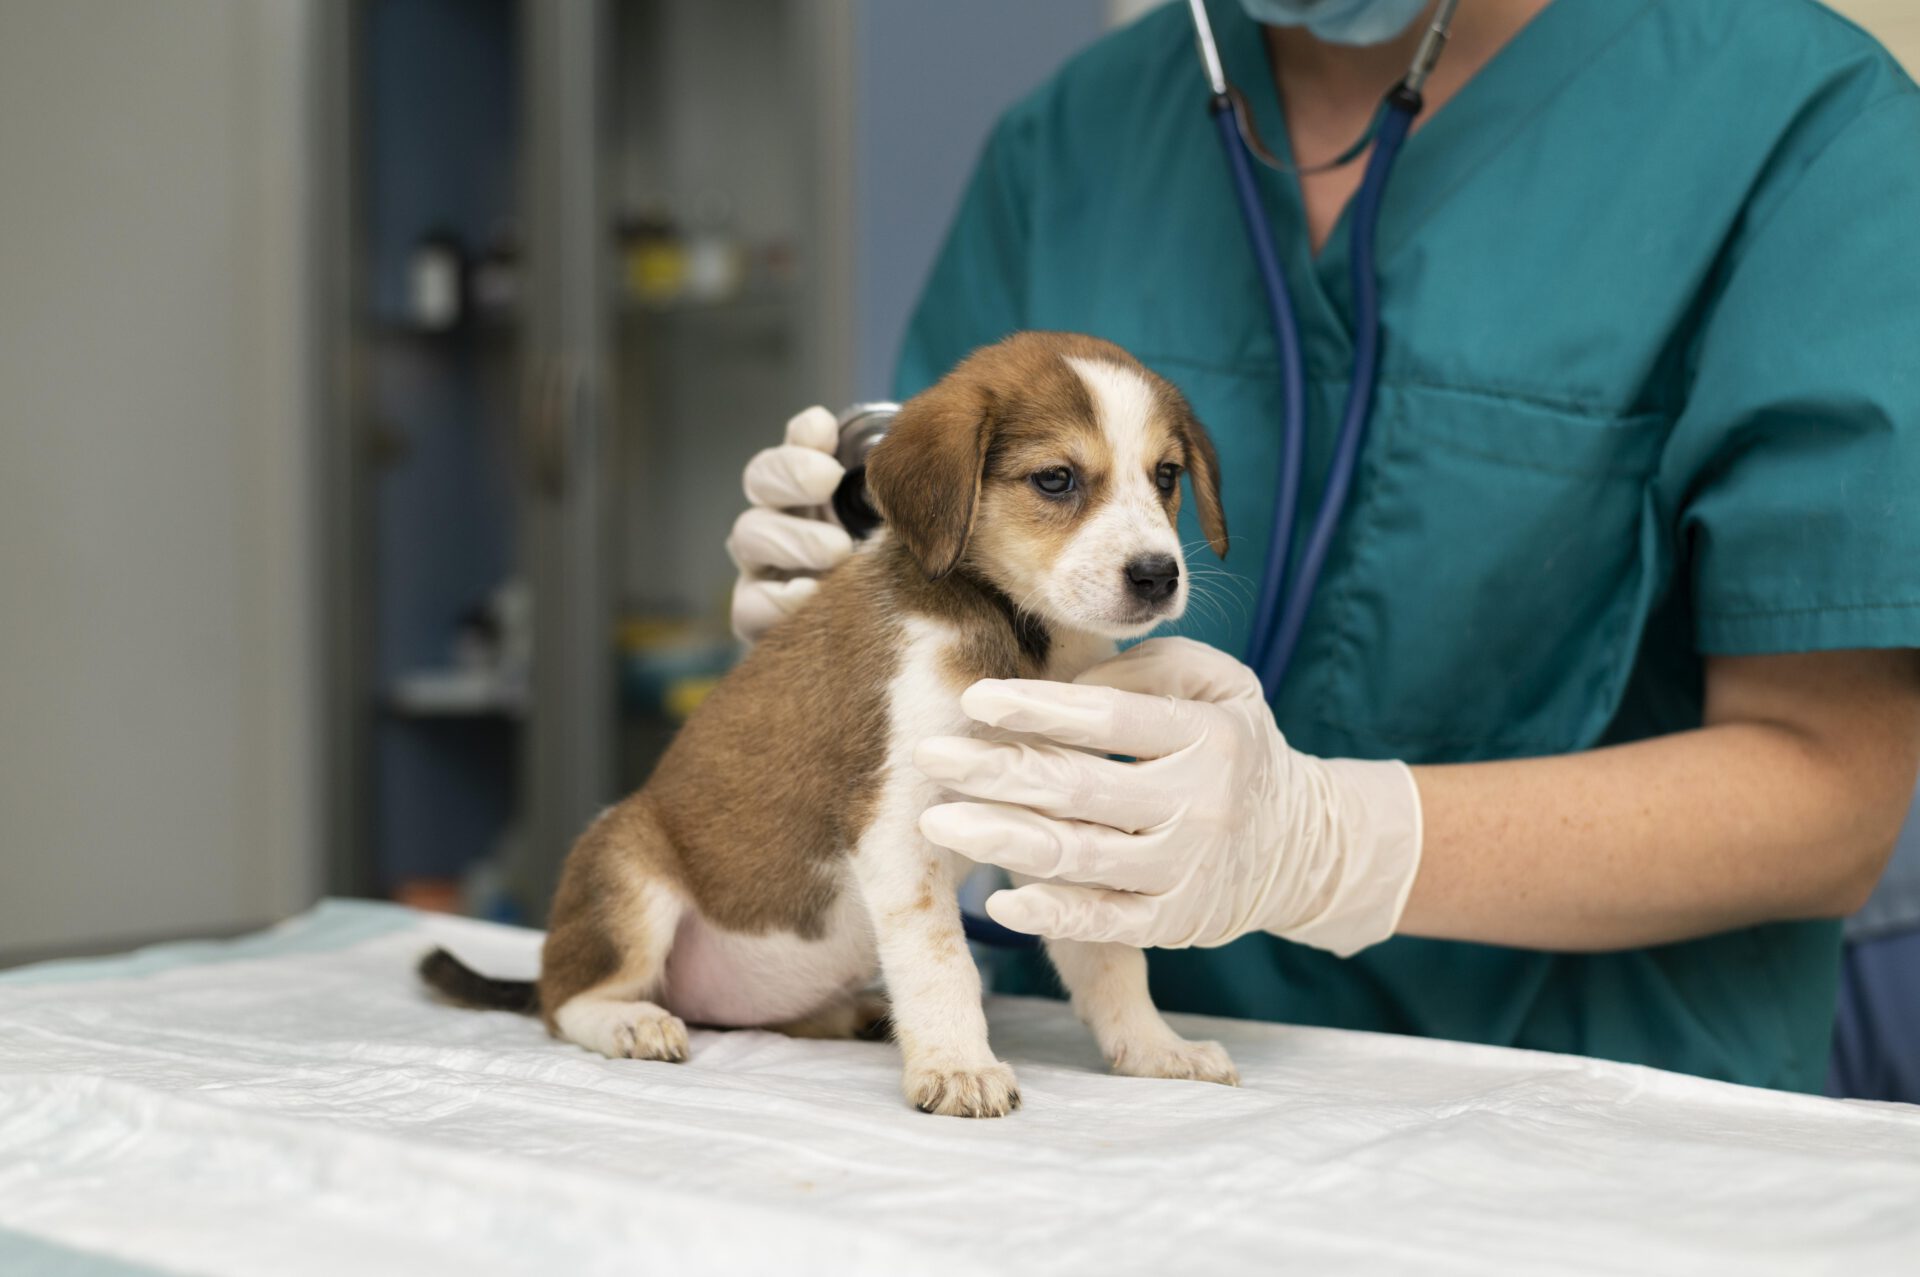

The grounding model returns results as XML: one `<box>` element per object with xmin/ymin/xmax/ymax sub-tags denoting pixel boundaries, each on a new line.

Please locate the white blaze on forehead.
<box><xmin>1047</xmin><ymin>354</ymin><xmax>1187</xmax><ymax>636</ymax></box>
<box><xmin>1065</xmin><ymin>355</ymin><xmax>1157</xmax><ymax>478</ymax></box>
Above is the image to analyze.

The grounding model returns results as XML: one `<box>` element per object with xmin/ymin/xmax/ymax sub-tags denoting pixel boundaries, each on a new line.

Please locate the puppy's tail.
<box><xmin>418</xmin><ymin>946</ymin><xmax>540</xmax><ymax>1015</ymax></box>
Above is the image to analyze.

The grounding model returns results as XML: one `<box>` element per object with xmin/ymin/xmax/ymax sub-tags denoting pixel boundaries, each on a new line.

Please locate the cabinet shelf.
<box><xmin>616</xmin><ymin>286</ymin><xmax>795</xmax><ymax>321</ymax></box>
<box><xmin>360</xmin><ymin>312</ymin><xmax>519</xmax><ymax>341</ymax></box>
<box><xmin>388</xmin><ymin>669</ymin><xmax>528</xmax><ymax>720</ymax></box>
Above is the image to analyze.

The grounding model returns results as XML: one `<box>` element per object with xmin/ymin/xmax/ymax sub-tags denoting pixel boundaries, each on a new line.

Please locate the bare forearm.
<box><xmin>1398</xmin><ymin>651</ymin><xmax>1920</xmax><ymax>952</ymax></box>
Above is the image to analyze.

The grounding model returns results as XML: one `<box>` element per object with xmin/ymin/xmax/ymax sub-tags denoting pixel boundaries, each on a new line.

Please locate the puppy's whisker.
<box><xmin>1189</xmin><ymin>585</ymin><xmax>1229</xmax><ymax>628</ymax></box>
<box><xmin>1186</xmin><ymin>577</ymin><xmax>1246</xmax><ymax>630</ymax></box>
<box><xmin>1178</xmin><ymin>539</ymin><xmax>1232</xmax><ymax>563</ymax></box>
<box><xmin>1187</xmin><ymin>570</ymin><xmax>1254</xmax><ymax>604</ymax></box>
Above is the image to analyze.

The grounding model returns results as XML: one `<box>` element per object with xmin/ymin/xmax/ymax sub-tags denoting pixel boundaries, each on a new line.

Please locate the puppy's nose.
<box><xmin>1125</xmin><ymin>554</ymin><xmax>1180</xmax><ymax>602</ymax></box>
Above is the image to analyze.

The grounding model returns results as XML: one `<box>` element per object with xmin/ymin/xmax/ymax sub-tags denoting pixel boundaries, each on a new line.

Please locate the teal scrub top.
<box><xmin>894</xmin><ymin>0</ymin><xmax>1920</xmax><ymax>1092</ymax></box>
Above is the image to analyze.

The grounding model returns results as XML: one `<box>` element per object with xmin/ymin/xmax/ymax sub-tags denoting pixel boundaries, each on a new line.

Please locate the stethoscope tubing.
<box><xmin>1216</xmin><ymin>87</ymin><xmax>1421</xmax><ymax>700</ymax></box>
<box><xmin>1213</xmin><ymin>98</ymin><xmax>1308</xmax><ymax>702</ymax></box>
<box><xmin>1257</xmin><ymin>95</ymin><xmax>1416</xmax><ymax>696</ymax></box>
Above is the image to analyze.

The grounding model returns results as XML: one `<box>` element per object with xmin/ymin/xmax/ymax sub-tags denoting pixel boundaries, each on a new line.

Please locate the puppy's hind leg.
<box><xmin>770</xmin><ymin>991</ymin><xmax>891</xmax><ymax>1042</ymax></box>
<box><xmin>1046</xmin><ymin>938</ymin><xmax>1238</xmax><ymax>1086</ymax></box>
<box><xmin>539</xmin><ymin>804</ymin><xmax>691</xmax><ymax>1063</ymax></box>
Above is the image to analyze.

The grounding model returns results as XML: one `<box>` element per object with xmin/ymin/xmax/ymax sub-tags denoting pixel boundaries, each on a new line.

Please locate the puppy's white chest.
<box><xmin>885</xmin><ymin>621</ymin><xmax>1115</xmax><ymax>765</ymax></box>
<box><xmin>886</xmin><ymin>617</ymin><xmax>986</xmax><ymax>766</ymax></box>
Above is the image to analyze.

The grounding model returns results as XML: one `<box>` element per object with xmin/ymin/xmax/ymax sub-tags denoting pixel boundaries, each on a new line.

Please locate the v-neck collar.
<box><xmin>1206</xmin><ymin>0</ymin><xmax>1657</xmax><ymax>341</ymax></box>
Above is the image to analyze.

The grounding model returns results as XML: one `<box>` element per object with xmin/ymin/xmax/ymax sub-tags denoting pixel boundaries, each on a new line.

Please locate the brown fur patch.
<box><xmin>862</xmin><ymin>375</ymin><xmax>994</xmax><ymax>580</ymax></box>
<box><xmin>641</xmin><ymin>547</ymin><xmax>902</xmax><ymax>939</ymax></box>
<box><xmin>535</xmin><ymin>804</ymin><xmax>664</xmax><ymax>1030</ymax></box>
<box><xmin>866</xmin><ymin>332</ymin><xmax>1116</xmax><ymax>583</ymax></box>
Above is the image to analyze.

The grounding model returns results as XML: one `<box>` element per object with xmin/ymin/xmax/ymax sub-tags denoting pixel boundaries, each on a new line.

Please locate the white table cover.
<box><xmin>1</xmin><ymin>901</ymin><xmax>1914</xmax><ymax>1276</ymax></box>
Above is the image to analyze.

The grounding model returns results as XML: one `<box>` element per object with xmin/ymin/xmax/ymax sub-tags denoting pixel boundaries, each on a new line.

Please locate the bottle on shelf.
<box><xmin>682</xmin><ymin>190</ymin><xmax>745</xmax><ymax>305</ymax></box>
<box><xmin>469</xmin><ymin>223</ymin><xmax>521</xmax><ymax>323</ymax></box>
<box><xmin>407</xmin><ymin>225</ymin><xmax>466</xmax><ymax>331</ymax></box>
<box><xmin>618</xmin><ymin>205</ymin><xmax>686</xmax><ymax>307</ymax></box>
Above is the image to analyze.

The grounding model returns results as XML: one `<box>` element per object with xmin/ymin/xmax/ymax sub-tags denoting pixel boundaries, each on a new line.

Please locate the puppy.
<box><xmin>422</xmin><ymin>331</ymin><xmax>1239</xmax><ymax>1116</ymax></box>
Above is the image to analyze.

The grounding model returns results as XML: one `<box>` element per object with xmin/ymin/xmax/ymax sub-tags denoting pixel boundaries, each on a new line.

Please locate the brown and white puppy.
<box><xmin>421</xmin><ymin>331</ymin><xmax>1238</xmax><ymax>1117</ymax></box>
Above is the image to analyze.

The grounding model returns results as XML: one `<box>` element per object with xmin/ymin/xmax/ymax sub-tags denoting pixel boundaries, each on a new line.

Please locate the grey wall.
<box><xmin>0</xmin><ymin>0</ymin><xmax>318</xmax><ymax>955</ymax></box>
<box><xmin>853</xmin><ymin>0</ymin><xmax>1110</xmax><ymax>396</ymax></box>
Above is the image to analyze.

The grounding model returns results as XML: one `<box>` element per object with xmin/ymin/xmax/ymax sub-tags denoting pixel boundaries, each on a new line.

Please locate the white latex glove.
<box><xmin>914</xmin><ymin>637</ymin><xmax>1423</xmax><ymax>957</ymax></box>
<box><xmin>727</xmin><ymin>406</ymin><xmax>854</xmax><ymax>643</ymax></box>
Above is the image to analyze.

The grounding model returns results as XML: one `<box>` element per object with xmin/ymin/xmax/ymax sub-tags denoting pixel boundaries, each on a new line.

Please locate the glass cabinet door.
<box><xmin>602</xmin><ymin>0</ymin><xmax>854</xmax><ymax>791</ymax></box>
<box><xmin>334</xmin><ymin>0</ymin><xmax>854</xmax><ymax>924</ymax></box>
<box><xmin>508</xmin><ymin>0</ymin><xmax>854</xmax><ymax>918</ymax></box>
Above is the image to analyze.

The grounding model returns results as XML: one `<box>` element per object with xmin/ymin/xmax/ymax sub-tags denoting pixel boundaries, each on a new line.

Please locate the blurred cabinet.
<box><xmin>327</xmin><ymin>0</ymin><xmax>856</xmax><ymax>920</ymax></box>
<box><xmin>518</xmin><ymin>0</ymin><xmax>867</xmax><ymax>917</ymax></box>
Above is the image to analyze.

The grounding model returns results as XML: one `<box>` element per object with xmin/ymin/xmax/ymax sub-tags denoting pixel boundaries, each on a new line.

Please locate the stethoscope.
<box><xmin>1188</xmin><ymin>0</ymin><xmax>1458</xmax><ymax>699</ymax></box>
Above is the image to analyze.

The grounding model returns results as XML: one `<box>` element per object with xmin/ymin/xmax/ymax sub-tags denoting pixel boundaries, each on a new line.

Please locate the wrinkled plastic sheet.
<box><xmin>0</xmin><ymin>901</ymin><xmax>1914</xmax><ymax>1276</ymax></box>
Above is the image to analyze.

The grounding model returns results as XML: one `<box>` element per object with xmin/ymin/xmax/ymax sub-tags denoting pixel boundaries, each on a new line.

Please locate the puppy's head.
<box><xmin>865</xmin><ymin>332</ymin><xmax>1227</xmax><ymax>639</ymax></box>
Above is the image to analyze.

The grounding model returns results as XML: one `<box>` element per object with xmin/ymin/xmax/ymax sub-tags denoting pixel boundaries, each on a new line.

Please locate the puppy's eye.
<box><xmin>1031</xmin><ymin>467</ymin><xmax>1076</xmax><ymax>497</ymax></box>
<box><xmin>1155</xmin><ymin>463</ymin><xmax>1181</xmax><ymax>496</ymax></box>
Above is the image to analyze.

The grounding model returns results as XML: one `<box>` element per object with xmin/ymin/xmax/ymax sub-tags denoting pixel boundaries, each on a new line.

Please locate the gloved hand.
<box><xmin>914</xmin><ymin>637</ymin><xmax>1423</xmax><ymax>956</ymax></box>
<box><xmin>727</xmin><ymin>406</ymin><xmax>854</xmax><ymax>643</ymax></box>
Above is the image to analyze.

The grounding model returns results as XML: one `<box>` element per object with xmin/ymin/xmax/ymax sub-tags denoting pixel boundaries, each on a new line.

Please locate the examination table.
<box><xmin>2</xmin><ymin>901</ymin><xmax>1914</xmax><ymax>1275</ymax></box>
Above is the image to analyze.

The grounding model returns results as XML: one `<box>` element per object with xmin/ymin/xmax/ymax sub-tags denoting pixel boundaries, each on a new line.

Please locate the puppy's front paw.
<box><xmin>902</xmin><ymin>1059</ymin><xmax>1021</xmax><ymax>1118</ymax></box>
<box><xmin>1111</xmin><ymin>1037</ymin><xmax>1238</xmax><ymax>1087</ymax></box>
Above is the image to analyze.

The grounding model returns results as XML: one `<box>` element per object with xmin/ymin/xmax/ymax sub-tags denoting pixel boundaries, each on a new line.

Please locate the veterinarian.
<box><xmin>729</xmin><ymin>0</ymin><xmax>1920</xmax><ymax>1093</ymax></box>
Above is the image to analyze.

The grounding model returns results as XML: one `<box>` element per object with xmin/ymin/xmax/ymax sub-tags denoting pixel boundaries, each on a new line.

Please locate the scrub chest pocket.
<box><xmin>1318</xmin><ymin>384</ymin><xmax>1670</xmax><ymax>759</ymax></box>
<box><xmin>1174</xmin><ymin>375</ymin><xmax>1674</xmax><ymax>763</ymax></box>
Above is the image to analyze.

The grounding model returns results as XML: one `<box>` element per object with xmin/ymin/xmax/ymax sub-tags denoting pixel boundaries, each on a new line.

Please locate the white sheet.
<box><xmin>0</xmin><ymin>901</ymin><xmax>1914</xmax><ymax>1276</ymax></box>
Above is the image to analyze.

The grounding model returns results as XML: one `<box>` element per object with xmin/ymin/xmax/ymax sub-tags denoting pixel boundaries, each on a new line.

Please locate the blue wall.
<box><xmin>854</xmin><ymin>0</ymin><xmax>1109</xmax><ymax>397</ymax></box>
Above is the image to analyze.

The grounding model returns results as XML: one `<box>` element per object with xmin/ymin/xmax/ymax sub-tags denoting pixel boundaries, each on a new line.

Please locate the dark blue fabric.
<box><xmin>1828</xmin><ymin>927</ymin><xmax>1920</xmax><ymax>1104</ymax></box>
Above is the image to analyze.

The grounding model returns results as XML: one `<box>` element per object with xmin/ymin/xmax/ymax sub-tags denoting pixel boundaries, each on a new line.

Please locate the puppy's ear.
<box><xmin>1171</xmin><ymin>396</ymin><xmax>1229</xmax><ymax>558</ymax></box>
<box><xmin>865</xmin><ymin>376</ymin><xmax>992</xmax><ymax>579</ymax></box>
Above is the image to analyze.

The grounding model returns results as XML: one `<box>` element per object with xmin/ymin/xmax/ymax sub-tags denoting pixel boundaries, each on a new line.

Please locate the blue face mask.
<box><xmin>1236</xmin><ymin>0</ymin><xmax>1430</xmax><ymax>47</ymax></box>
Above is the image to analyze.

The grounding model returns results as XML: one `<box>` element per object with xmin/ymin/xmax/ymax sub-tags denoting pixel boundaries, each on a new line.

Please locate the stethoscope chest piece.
<box><xmin>830</xmin><ymin>403</ymin><xmax>899</xmax><ymax>540</ymax></box>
